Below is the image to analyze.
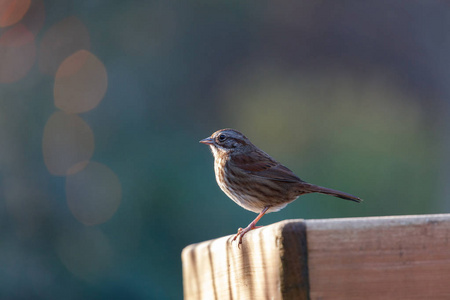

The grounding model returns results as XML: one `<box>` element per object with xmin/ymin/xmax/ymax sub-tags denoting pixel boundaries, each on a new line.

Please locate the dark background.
<box><xmin>1</xmin><ymin>1</ymin><xmax>449</xmax><ymax>299</ymax></box>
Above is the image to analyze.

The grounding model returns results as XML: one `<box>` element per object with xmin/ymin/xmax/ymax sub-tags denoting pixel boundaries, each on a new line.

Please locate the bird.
<box><xmin>200</xmin><ymin>128</ymin><xmax>361</xmax><ymax>246</ymax></box>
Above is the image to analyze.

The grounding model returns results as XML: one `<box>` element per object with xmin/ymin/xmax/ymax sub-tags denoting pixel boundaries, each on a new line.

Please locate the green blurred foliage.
<box><xmin>0</xmin><ymin>0</ymin><xmax>449</xmax><ymax>299</ymax></box>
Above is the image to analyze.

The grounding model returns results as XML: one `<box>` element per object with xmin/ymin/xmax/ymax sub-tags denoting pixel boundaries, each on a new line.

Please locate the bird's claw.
<box><xmin>232</xmin><ymin>227</ymin><xmax>244</xmax><ymax>248</ymax></box>
<box><xmin>232</xmin><ymin>225</ymin><xmax>263</xmax><ymax>248</ymax></box>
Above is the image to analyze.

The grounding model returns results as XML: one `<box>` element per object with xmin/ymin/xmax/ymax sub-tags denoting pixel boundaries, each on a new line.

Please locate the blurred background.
<box><xmin>1</xmin><ymin>0</ymin><xmax>449</xmax><ymax>299</ymax></box>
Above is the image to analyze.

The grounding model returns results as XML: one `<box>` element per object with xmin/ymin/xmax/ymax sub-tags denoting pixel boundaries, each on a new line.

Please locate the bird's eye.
<box><xmin>218</xmin><ymin>134</ymin><xmax>227</xmax><ymax>142</ymax></box>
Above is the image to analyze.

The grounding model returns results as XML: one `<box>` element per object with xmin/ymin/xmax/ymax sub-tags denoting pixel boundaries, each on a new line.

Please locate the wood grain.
<box><xmin>182</xmin><ymin>220</ymin><xmax>308</xmax><ymax>300</ymax></box>
<box><xmin>307</xmin><ymin>214</ymin><xmax>450</xmax><ymax>300</ymax></box>
<box><xmin>182</xmin><ymin>214</ymin><xmax>450</xmax><ymax>300</ymax></box>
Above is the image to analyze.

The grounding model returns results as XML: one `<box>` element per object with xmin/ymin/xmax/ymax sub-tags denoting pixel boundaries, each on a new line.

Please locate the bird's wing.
<box><xmin>230</xmin><ymin>151</ymin><xmax>302</xmax><ymax>183</ymax></box>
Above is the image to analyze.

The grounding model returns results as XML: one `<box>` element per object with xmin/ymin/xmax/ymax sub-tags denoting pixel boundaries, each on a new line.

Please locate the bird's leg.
<box><xmin>232</xmin><ymin>206</ymin><xmax>270</xmax><ymax>247</ymax></box>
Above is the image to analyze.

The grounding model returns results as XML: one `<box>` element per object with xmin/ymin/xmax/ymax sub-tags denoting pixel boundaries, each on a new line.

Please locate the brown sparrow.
<box><xmin>200</xmin><ymin>128</ymin><xmax>361</xmax><ymax>246</ymax></box>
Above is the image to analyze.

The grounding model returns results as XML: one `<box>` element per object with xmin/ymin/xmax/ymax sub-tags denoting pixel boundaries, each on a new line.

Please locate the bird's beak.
<box><xmin>199</xmin><ymin>137</ymin><xmax>214</xmax><ymax>145</ymax></box>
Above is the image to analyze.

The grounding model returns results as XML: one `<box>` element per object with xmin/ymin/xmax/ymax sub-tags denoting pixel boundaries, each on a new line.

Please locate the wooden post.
<box><xmin>182</xmin><ymin>214</ymin><xmax>450</xmax><ymax>300</ymax></box>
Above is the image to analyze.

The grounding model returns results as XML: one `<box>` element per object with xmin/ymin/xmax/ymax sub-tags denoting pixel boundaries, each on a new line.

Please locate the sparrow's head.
<box><xmin>200</xmin><ymin>128</ymin><xmax>252</xmax><ymax>157</ymax></box>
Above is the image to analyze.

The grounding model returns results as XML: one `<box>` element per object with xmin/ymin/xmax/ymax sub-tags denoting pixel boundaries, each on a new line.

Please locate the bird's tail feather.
<box><xmin>300</xmin><ymin>183</ymin><xmax>362</xmax><ymax>203</ymax></box>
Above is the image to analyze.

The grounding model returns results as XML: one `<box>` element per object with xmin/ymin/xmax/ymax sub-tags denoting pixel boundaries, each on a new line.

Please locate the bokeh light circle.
<box><xmin>0</xmin><ymin>24</ymin><xmax>35</xmax><ymax>83</ymax></box>
<box><xmin>0</xmin><ymin>0</ymin><xmax>31</xmax><ymax>27</ymax></box>
<box><xmin>54</xmin><ymin>50</ymin><xmax>108</xmax><ymax>113</ymax></box>
<box><xmin>66</xmin><ymin>161</ymin><xmax>122</xmax><ymax>226</ymax></box>
<box><xmin>38</xmin><ymin>16</ymin><xmax>90</xmax><ymax>76</ymax></box>
<box><xmin>42</xmin><ymin>111</ymin><xmax>94</xmax><ymax>176</ymax></box>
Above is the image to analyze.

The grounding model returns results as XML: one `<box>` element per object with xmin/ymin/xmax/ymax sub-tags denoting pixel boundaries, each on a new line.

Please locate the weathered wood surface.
<box><xmin>182</xmin><ymin>220</ymin><xmax>309</xmax><ymax>300</ymax></box>
<box><xmin>182</xmin><ymin>214</ymin><xmax>450</xmax><ymax>300</ymax></box>
<box><xmin>307</xmin><ymin>214</ymin><xmax>450</xmax><ymax>300</ymax></box>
